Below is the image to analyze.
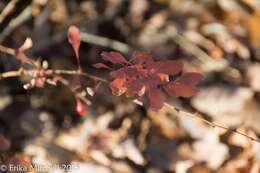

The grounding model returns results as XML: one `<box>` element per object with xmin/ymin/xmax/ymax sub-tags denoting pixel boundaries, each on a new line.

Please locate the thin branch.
<box><xmin>0</xmin><ymin>68</ymin><xmax>108</xmax><ymax>84</ymax></box>
<box><xmin>163</xmin><ymin>102</ymin><xmax>260</xmax><ymax>143</ymax></box>
<box><xmin>0</xmin><ymin>44</ymin><xmax>108</xmax><ymax>82</ymax></box>
<box><xmin>53</xmin><ymin>69</ymin><xmax>108</xmax><ymax>83</ymax></box>
<box><xmin>0</xmin><ymin>69</ymin><xmax>21</xmax><ymax>79</ymax></box>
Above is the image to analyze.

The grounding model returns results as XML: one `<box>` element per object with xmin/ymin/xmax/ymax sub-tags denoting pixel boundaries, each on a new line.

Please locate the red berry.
<box><xmin>76</xmin><ymin>100</ymin><xmax>86</xmax><ymax>116</ymax></box>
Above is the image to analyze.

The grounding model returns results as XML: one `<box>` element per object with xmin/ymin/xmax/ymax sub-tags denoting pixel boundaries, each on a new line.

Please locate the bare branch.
<box><xmin>163</xmin><ymin>102</ymin><xmax>260</xmax><ymax>143</ymax></box>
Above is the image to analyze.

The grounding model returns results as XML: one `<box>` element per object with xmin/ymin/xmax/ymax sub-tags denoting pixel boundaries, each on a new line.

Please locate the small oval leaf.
<box><xmin>68</xmin><ymin>25</ymin><xmax>81</xmax><ymax>68</ymax></box>
<box><xmin>93</xmin><ymin>63</ymin><xmax>111</xmax><ymax>69</ymax></box>
<box><xmin>101</xmin><ymin>51</ymin><xmax>129</xmax><ymax>64</ymax></box>
<box><xmin>110</xmin><ymin>78</ymin><xmax>127</xmax><ymax>96</ymax></box>
<box><xmin>164</xmin><ymin>81</ymin><xmax>198</xmax><ymax>98</ymax></box>
<box><xmin>147</xmin><ymin>87</ymin><xmax>164</xmax><ymax>110</ymax></box>
<box><xmin>176</xmin><ymin>72</ymin><xmax>203</xmax><ymax>85</ymax></box>
<box><xmin>153</xmin><ymin>60</ymin><xmax>183</xmax><ymax>75</ymax></box>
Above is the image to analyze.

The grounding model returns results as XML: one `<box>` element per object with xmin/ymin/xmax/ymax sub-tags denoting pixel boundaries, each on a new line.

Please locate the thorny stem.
<box><xmin>0</xmin><ymin>44</ymin><xmax>259</xmax><ymax>144</ymax></box>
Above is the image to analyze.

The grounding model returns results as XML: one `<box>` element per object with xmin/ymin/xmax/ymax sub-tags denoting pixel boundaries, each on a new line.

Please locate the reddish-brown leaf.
<box><xmin>101</xmin><ymin>51</ymin><xmax>129</xmax><ymax>64</ymax></box>
<box><xmin>164</xmin><ymin>81</ymin><xmax>198</xmax><ymax>98</ymax></box>
<box><xmin>153</xmin><ymin>60</ymin><xmax>183</xmax><ymax>75</ymax></box>
<box><xmin>126</xmin><ymin>80</ymin><xmax>145</xmax><ymax>97</ymax></box>
<box><xmin>130</xmin><ymin>52</ymin><xmax>154</xmax><ymax>64</ymax></box>
<box><xmin>93</xmin><ymin>63</ymin><xmax>111</xmax><ymax>69</ymax></box>
<box><xmin>156</xmin><ymin>73</ymin><xmax>169</xmax><ymax>82</ymax></box>
<box><xmin>110</xmin><ymin>69</ymin><xmax>126</xmax><ymax>79</ymax></box>
<box><xmin>147</xmin><ymin>87</ymin><xmax>164</xmax><ymax>110</ymax></box>
<box><xmin>68</xmin><ymin>25</ymin><xmax>81</xmax><ymax>67</ymax></box>
<box><xmin>110</xmin><ymin>78</ymin><xmax>127</xmax><ymax>96</ymax></box>
<box><xmin>176</xmin><ymin>72</ymin><xmax>203</xmax><ymax>85</ymax></box>
<box><xmin>110</xmin><ymin>67</ymin><xmax>141</xmax><ymax>79</ymax></box>
<box><xmin>143</xmin><ymin>76</ymin><xmax>162</xmax><ymax>88</ymax></box>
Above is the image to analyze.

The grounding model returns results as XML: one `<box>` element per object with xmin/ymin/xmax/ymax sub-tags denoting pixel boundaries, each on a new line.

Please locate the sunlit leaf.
<box><xmin>130</xmin><ymin>52</ymin><xmax>154</xmax><ymax>64</ymax></box>
<box><xmin>176</xmin><ymin>72</ymin><xmax>203</xmax><ymax>85</ymax></box>
<box><xmin>164</xmin><ymin>81</ymin><xmax>198</xmax><ymax>97</ymax></box>
<box><xmin>101</xmin><ymin>51</ymin><xmax>129</xmax><ymax>64</ymax></box>
<box><xmin>93</xmin><ymin>63</ymin><xmax>111</xmax><ymax>69</ymax></box>
<box><xmin>153</xmin><ymin>60</ymin><xmax>183</xmax><ymax>75</ymax></box>
<box><xmin>147</xmin><ymin>87</ymin><xmax>164</xmax><ymax>110</ymax></box>
<box><xmin>110</xmin><ymin>78</ymin><xmax>127</xmax><ymax>96</ymax></box>
<box><xmin>126</xmin><ymin>80</ymin><xmax>145</xmax><ymax>97</ymax></box>
<box><xmin>68</xmin><ymin>25</ymin><xmax>81</xmax><ymax>68</ymax></box>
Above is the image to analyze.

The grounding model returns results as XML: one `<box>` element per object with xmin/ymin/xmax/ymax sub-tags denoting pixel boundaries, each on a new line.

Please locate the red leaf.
<box><xmin>147</xmin><ymin>87</ymin><xmax>164</xmax><ymax>110</ymax></box>
<box><xmin>110</xmin><ymin>67</ymin><xmax>140</xmax><ymax>79</ymax></box>
<box><xmin>93</xmin><ymin>63</ymin><xmax>111</xmax><ymax>69</ymax></box>
<box><xmin>143</xmin><ymin>76</ymin><xmax>162</xmax><ymax>88</ymax></box>
<box><xmin>126</xmin><ymin>80</ymin><xmax>145</xmax><ymax>97</ymax></box>
<box><xmin>156</xmin><ymin>73</ymin><xmax>169</xmax><ymax>82</ymax></box>
<box><xmin>110</xmin><ymin>78</ymin><xmax>127</xmax><ymax>96</ymax></box>
<box><xmin>176</xmin><ymin>72</ymin><xmax>203</xmax><ymax>85</ymax></box>
<box><xmin>130</xmin><ymin>52</ymin><xmax>154</xmax><ymax>64</ymax></box>
<box><xmin>110</xmin><ymin>69</ymin><xmax>126</xmax><ymax>79</ymax></box>
<box><xmin>164</xmin><ymin>81</ymin><xmax>198</xmax><ymax>98</ymax></box>
<box><xmin>101</xmin><ymin>51</ymin><xmax>129</xmax><ymax>64</ymax></box>
<box><xmin>68</xmin><ymin>25</ymin><xmax>81</xmax><ymax>67</ymax></box>
<box><xmin>153</xmin><ymin>60</ymin><xmax>183</xmax><ymax>75</ymax></box>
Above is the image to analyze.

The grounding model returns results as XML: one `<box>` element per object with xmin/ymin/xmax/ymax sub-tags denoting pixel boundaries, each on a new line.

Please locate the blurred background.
<box><xmin>0</xmin><ymin>0</ymin><xmax>260</xmax><ymax>172</ymax></box>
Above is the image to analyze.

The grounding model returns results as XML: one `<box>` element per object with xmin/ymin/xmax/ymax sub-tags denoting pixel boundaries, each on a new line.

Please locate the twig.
<box><xmin>53</xmin><ymin>69</ymin><xmax>108</xmax><ymax>83</ymax></box>
<box><xmin>0</xmin><ymin>44</ymin><xmax>108</xmax><ymax>82</ymax></box>
<box><xmin>0</xmin><ymin>0</ymin><xmax>20</xmax><ymax>24</ymax></box>
<box><xmin>0</xmin><ymin>5</ymin><xmax>32</xmax><ymax>43</ymax></box>
<box><xmin>0</xmin><ymin>68</ymin><xmax>108</xmax><ymax>83</ymax></box>
<box><xmin>80</xmin><ymin>32</ymin><xmax>131</xmax><ymax>54</ymax></box>
<box><xmin>0</xmin><ymin>69</ymin><xmax>21</xmax><ymax>79</ymax></box>
<box><xmin>163</xmin><ymin>102</ymin><xmax>260</xmax><ymax>143</ymax></box>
